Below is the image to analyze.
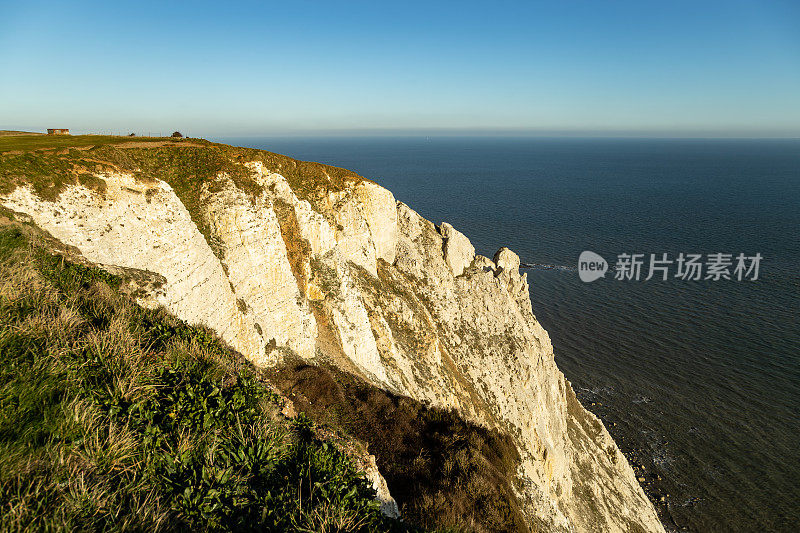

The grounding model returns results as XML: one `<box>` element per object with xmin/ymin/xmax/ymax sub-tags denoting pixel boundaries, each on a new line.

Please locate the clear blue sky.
<box><xmin>1</xmin><ymin>0</ymin><xmax>798</xmax><ymax>137</ymax></box>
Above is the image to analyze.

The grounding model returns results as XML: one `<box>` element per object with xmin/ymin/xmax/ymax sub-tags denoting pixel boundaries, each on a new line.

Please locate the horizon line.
<box><xmin>4</xmin><ymin>126</ymin><xmax>799</xmax><ymax>141</ymax></box>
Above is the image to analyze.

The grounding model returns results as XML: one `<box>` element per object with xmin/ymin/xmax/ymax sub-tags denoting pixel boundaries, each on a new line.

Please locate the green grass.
<box><xmin>0</xmin><ymin>135</ymin><xmax>189</xmax><ymax>153</ymax></box>
<box><xmin>0</xmin><ymin>220</ymin><xmax>410</xmax><ymax>532</ymax></box>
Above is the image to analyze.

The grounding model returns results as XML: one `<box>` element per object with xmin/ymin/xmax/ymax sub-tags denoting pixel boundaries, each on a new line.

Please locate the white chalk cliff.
<box><xmin>1</xmin><ymin>147</ymin><xmax>664</xmax><ymax>532</ymax></box>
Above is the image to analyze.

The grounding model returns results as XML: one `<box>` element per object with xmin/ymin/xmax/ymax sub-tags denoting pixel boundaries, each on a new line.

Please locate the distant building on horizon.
<box><xmin>47</xmin><ymin>128</ymin><xmax>70</xmax><ymax>135</ymax></box>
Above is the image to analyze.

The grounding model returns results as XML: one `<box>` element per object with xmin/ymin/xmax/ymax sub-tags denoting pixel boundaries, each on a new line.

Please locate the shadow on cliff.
<box><xmin>268</xmin><ymin>362</ymin><xmax>531</xmax><ymax>533</ymax></box>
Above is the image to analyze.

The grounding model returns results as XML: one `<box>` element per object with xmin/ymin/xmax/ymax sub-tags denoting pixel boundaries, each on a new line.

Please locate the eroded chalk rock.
<box><xmin>494</xmin><ymin>246</ymin><xmax>520</xmax><ymax>273</ymax></box>
<box><xmin>440</xmin><ymin>222</ymin><xmax>475</xmax><ymax>276</ymax></box>
<box><xmin>362</xmin><ymin>454</ymin><xmax>400</xmax><ymax>518</ymax></box>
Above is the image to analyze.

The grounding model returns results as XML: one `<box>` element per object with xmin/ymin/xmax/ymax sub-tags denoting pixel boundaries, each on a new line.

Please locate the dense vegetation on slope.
<box><xmin>0</xmin><ymin>215</ymin><xmax>405</xmax><ymax>532</ymax></box>
<box><xmin>269</xmin><ymin>364</ymin><xmax>529</xmax><ymax>533</ymax></box>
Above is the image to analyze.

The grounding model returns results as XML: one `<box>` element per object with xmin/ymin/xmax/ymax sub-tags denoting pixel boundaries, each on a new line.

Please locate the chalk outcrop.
<box><xmin>440</xmin><ymin>221</ymin><xmax>475</xmax><ymax>276</ymax></box>
<box><xmin>1</xmin><ymin>146</ymin><xmax>664</xmax><ymax>532</ymax></box>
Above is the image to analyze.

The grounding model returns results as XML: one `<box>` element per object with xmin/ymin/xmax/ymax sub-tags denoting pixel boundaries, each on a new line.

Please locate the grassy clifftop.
<box><xmin>0</xmin><ymin>134</ymin><xmax>185</xmax><ymax>152</ymax></box>
<box><xmin>0</xmin><ymin>134</ymin><xmax>367</xmax><ymax>200</ymax></box>
<box><xmin>0</xmin><ymin>134</ymin><xmax>370</xmax><ymax>252</ymax></box>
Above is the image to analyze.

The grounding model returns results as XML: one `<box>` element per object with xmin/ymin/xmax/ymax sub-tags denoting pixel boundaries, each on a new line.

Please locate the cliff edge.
<box><xmin>0</xmin><ymin>137</ymin><xmax>664</xmax><ymax>532</ymax></box>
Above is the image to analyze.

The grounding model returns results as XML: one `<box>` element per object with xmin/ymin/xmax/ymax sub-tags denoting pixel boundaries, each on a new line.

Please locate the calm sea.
<box><xmin>218</xmin><ymin>136</ymin><xmax>800</xmax><ymax>532</ymax></box>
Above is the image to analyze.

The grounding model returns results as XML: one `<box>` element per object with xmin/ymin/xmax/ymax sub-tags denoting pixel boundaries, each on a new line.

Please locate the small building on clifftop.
<box><xmin>47</xmin><ymin>128</ymin><xmax>70</xmax><ymax>135</ymax></box>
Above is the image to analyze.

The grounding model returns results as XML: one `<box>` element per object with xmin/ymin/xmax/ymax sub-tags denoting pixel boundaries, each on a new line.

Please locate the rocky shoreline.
<box><xmin>574</xmin><ymin>389</ymin><xmax>688</xmax><ymax>532</ymax></box>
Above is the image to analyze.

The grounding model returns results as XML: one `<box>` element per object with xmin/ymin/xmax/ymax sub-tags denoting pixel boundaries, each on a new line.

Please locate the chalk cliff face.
<box><xmin>1</xmin><ymin>146</ymin><xmax>664</xmax><ymax>532</ymax></box>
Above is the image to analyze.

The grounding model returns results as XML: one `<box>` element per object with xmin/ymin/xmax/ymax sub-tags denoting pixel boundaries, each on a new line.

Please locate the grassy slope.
<box><xmin>0</xmin><ymin>213</ymin><xmax>407</xmax><ymax>533</ymax></box>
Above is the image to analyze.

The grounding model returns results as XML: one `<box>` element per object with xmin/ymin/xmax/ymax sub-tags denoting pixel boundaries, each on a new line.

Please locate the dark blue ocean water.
<box><xmin>218</xmin><ymin>136</ymin><xmax>800</xmax><ymax>532</ymax></box>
